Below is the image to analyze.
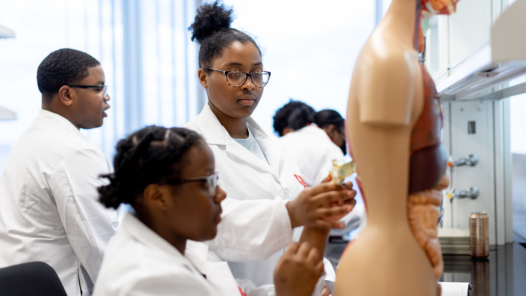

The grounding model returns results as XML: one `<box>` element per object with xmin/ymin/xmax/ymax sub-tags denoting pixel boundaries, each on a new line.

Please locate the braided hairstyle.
<box><xmin>188</xmin><ymin>1</ymin><xmax>261</xmax><ymax>69</ymax></box>
<box><xmin>273</xmin><ymin>100</ymin><xmax>315</xmax><ymax>136</ymax></box>
<box><xmin>98</xmin><ymin>126</ymin><xmax>204</xmax><ymax>209</ymax></box>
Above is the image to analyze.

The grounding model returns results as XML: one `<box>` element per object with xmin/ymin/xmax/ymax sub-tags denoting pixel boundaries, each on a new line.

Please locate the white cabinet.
<box><xmin>448</xmin><ymin>0</ymin><xmax>492</xmax><ymax>68</ymax></box>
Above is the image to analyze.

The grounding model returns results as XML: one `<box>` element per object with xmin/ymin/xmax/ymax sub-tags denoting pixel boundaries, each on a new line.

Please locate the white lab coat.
<box><xmin>93</xmin><ymin>212</ymin><xmax>237</xmax><ymax>296</ymax></box>
<box><xmin>279</xmin><ymin>125</ymin><xmax>365</xmax><ymax>237</ymax></box>
<box><xmin>94</xmin><ymin>210</ymin><xmax>318</xmax><ymax>296</ymax></box>
<box><xmin>185</xmin><ymin>104</ymin><xmax>331</xmax><ymax>287</ymax></box>
<box><xmin>0</xmin><ymin>110</ymin><xmax>119</xmax><ymax>296</ymax></box>
<box><xmin>279</xmin><ymin>125</ymin><xmax>344</xmax><ymax>187</ymax></box>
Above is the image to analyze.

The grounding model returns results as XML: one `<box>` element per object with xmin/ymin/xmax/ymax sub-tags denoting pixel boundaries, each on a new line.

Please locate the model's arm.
<box><xmin>50</xmin><ymin>148</ymin><xmax>118</xmax><ymax>286</ymax></box>
<box><xmin>358</xmin><ymin>51</ymin><xmax>419</xmax><ymax>126</ymax></box>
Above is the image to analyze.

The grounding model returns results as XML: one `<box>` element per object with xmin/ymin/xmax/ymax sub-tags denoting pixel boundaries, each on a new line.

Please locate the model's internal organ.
<box><xmin>420</xmin><ymin>0</ymin><xmax>461</xmax><ymax>53</ymax></box>
<box><xmin>421</xmin><ymin>0</ymin><xmax>460</xmax><ymax>15</ymax></box>
<box><xmin>408</xmin><ymin>174</ymin><xmax>449</xmax><ymax>280</ymax></box>
<box><xmin>330</xmin><ymin>159</ymin><xmax>356</xmax><ymax>185</ymax></box>
<box><xmin>409</xmin><ymin>65</ymin><xmax>448</xmax><ymax>194</ymax></box>
<box><xmin>407</xmin><ymin>64</ymin><xmax>449</xmax><ymax>280</ymax></box>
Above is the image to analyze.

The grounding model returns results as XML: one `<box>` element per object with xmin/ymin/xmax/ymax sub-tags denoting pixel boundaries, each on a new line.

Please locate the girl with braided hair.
<box><xmin>93</xmin><ymin>126</ymin><xmax>352</xmax><ymax>296</ymax></box>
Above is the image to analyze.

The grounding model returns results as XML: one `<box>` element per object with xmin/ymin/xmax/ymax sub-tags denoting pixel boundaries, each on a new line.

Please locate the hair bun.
<box><xmin>189</xmin><ymin>1</ymin><xmax>234</xmax><ymax>43</ymax></box>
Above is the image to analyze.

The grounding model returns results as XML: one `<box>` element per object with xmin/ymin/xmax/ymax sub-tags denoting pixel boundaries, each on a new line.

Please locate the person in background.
<box><xmin>185</xmin><ymin>2</ymin><xmax>355</xmax><ymax>296</ymax></box>
<box><xmin>273</xmin><ymin>100</ymin><xmax>316</xmax><ymax>138</ymax></box>
<box><xmin>0</xmin><ymin>48</ymin><xmax>117</xmax><ymax>296</ymax></box>
<box><xmin>274</xmin><ymin>100</ymin><xmax>346</xmax><ymax>187</ymax></box>
<box><xmin>94</xmin><ymin>126</ymin><xmax>347</xmax><ymax>296</ymax></box>
<box><xmin>274</xmin><ymin>100</ymin><xmax>365</xmax><ymax>274</ymax></box>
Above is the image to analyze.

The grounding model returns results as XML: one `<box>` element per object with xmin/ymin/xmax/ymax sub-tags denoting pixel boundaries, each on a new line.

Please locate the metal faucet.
<box><xmin>447</xmin><ymin>187</ymin><xmax>480</xmax><ymax>200</ymax></box>
<box><xmin>450</xmin><ymin>154</ymin><xmax>479</xmax><ymax>167</ymax></box>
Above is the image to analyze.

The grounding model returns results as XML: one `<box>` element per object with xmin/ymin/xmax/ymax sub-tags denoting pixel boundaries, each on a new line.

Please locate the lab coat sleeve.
<box><xmin>49</xmin><ymin>148</ymin><xmax>118</xmax><ymax>286</ymax></box>
<box><xmin>206</xmin><ymin>197</ymin><xmax>293</xmax><ymax>262</ymax></box>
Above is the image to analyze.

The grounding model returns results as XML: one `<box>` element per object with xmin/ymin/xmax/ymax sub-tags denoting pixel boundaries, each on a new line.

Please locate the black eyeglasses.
<box><xmin>180</xmin><ymin>172</ymin><xmax>219</xmax><ymax>196</ymax></box>
<box><xmin>203</xmin><ymin>68</ymin><xmax>271</xmax><ymax>88</ymax></box>
<box><xmin>68</xmin><ymin>84</ymin><xmax>108</xmax><ymax>98</ymax></box>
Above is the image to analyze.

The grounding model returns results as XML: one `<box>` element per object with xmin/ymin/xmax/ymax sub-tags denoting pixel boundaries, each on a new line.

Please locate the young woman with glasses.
<box><xmin>185</xmin><ymin>2</ymin><xmax>356</xmax><ymax>295</ymax></box>
<box><xmin>93</xmin><ymin>126</ymin><xmax>350</xmax><ymax>296</ymax></box>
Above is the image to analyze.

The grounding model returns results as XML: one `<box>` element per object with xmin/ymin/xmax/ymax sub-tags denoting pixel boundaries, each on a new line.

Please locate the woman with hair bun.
<box><xmin>93</xmin><ymin>126</ymin><xmax>337</xmax><ymax>296</ymax></box>
<box><xmin>185</xmin><ymin>2</ymin><xmax>356</xmax><ymax>295</ymax></box>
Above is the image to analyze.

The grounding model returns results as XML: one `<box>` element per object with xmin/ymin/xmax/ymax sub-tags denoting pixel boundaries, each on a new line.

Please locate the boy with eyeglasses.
<box><xmin>0</xmin><ymin>48</ymin><xmax>117</xmax><ymax>296</ymax></box>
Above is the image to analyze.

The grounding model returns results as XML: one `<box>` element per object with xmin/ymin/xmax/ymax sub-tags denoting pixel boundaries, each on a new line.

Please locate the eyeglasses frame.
<box><xmin>203</xmin><ymin>68</ymin><xmax>271</xmax><ymax>88</ymax></box>
<box><xmin>180</xmin><ymin>172</ymin><xmax>219</xmax><ymax>197</ymax></box>
<box><xmin>68</xmin><ymin>84</ymin><xmax>108</xmax><ymax>98</ymax></box>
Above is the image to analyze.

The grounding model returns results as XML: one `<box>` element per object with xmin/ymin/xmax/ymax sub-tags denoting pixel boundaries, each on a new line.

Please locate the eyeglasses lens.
<box><xmin>251</xmin><ymin>72</ymin><xmax>269</xmax><ymax>87</ymax></box>
<box><xmin>226</xmin><ymin>71</ymin><xmax>269</xmax><ymax>87</ymax></box>
<box><xmin>226</xmin><ymin>72</ymin><xmax>245</xmax><ymax>86</ymax></box>
<box><xmin>207</xmin><ymin>173</ymin><xmax>218</xmax><ymax>196</ymax></box>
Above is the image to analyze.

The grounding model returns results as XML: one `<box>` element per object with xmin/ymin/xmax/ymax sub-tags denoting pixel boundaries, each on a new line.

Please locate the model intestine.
<box><xmin>408</xmin><ymin>175</ymin><xmax>449</xmax><ymax>279</ymax></box>
<box><xmin>421</xmin><ymin>0</ymin><xmax>459</xmax><ymax>16</ymax></box>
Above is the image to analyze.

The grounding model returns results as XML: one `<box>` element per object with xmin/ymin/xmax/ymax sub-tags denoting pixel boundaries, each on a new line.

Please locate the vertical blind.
<box><xmin>0</xmin><ymin>0</ymin><xmax>202</xmax><ymax>164</ymax></box>
<box><xmin>70</xmin><ymin>0</ymin><xmax>203</xmax><ymax>157</ymax></box>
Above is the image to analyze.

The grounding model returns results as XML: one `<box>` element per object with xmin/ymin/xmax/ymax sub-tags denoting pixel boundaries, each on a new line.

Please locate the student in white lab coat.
<box><xmin>185</xmin><ymin>3</ymin><xmax>356</xmax><ymax>295</ymax></box>
<box><xmin>274</xmin><ymin>101</ymin><xmax>347</xmax><ymax>187</ymax></box>
<box><xmin>0</xmin><ymin>48</ymin><xmax>118</xmax><ymax>296</ymax></box>
<box><xmin>274</xmin><ymin>101</ymin><xmax>365</xmax><ymax>245</ymax></box>
<box><xmin>94</xmin><ymin>126</ymin><xmax>354</xmax><ymax>296</ymax></box>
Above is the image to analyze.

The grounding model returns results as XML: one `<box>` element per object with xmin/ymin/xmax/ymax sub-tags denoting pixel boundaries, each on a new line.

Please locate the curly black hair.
<box><xmin>188</xmin><ymin>1</ymin><xmax>261</xmax><ymax>69</ymax></box>
<box><xmin>98</xmin><ymin>126</ymin><xmax>204</xmax><ymax>209</ymax></box>
<box><xmin>313</xmin><ymin>109</ymin><xmax>345</xmax><ymax>130</ymax></box>
<box><xmin>273</xmin><ymin>100</ymin><xmax>315</xmax><ymax>136</ymax></box>
<box><xmin>37</xmin><ymin>48</ymin><xmax>100</xmax><ymax>102</ymax></box>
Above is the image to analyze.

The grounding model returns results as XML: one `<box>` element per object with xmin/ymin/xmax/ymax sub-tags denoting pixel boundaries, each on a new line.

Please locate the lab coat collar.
<box><xmin>38</xmin><ymin>109</ymin><xmax>81</xmax><ymax>135</ymax></box>
<box><xmin>197</xmin><ymin>102</ymin><xmax>285</xmax><ymax>181</ymax></box>
<box><xmin>120</xmin><ymin>212</ymin><xmax>191</xmax><ymax>266</ymax></box>
<box><xmin>197</xmin><ymin>103</ymin><xmax>229</xmax><ymax>146</ymax></box>
<box><xmin>245</xmin><ymin>118</ymin><xmax>284</xmax><ymax>172</ymax></box>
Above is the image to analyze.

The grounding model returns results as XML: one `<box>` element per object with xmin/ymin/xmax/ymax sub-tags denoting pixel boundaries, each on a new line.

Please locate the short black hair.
<box><xmin>98</xmin><ymin>126</ymin><xmax>204</xmax><ymax>210</ymax></box>
<box><xmin>273</xmin><ymin>100</ymin><xmax>315</xmax><ymax>136</ymax></box>
<box><xmin>37</xmin><ymin>48</ymin><xmax>100</xmax><ymax>102</ymax></box>
<box><xmin>313</xmin><ymin>109</ymin><xmax>345</xmax><ymax>130</ymax></box>
<box><xmin>188</xmin><ymin>1</ymin><xmax>261</xmax><ymax>69</ymax></box>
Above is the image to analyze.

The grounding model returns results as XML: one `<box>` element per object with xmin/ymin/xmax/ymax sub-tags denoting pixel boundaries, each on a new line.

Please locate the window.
<box><xmin>0</xmin><ymin>0</ymin><xmax>200</xmax><ymax>177</ymax></box>
<box><xmin>510</xmin><ymin>94</ymin><xmax>526</xmax><ymax>242</ymax></box>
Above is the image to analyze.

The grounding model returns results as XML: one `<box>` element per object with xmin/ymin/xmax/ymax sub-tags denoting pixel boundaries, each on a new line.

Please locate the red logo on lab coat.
<box><xmin>238</xmin><ymin>286</ymin><xmax>248</xmax><ymax>296</ymax></box>
<box><xmin>294</xmin><ymin>174</ymin><xmax>307</xmax><ymax>188</ymax></box>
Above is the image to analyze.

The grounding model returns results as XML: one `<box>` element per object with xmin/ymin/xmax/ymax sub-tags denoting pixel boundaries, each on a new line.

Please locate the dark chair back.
<box><xmin>0</xmin><ymin>261</ymin><xmax>67</xmax><ymax>296</ymax></box>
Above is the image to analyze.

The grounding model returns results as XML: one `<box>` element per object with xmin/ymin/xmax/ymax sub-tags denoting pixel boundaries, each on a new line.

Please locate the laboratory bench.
<box><xmin>442</xmin><ymin>243</ymin><xmax>526</xmax><ymax>296</ymax></box>
<box><xmin>325</xmin><ymin>242</ymin><xmax>526</xmax><ymax>296</ymax></box>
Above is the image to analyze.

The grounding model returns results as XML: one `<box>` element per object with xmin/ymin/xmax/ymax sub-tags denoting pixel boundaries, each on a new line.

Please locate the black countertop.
<box><xmin>442</xmin><ymin>243</ymin><xmax>526</xmax><ymax>296</ymax></box>
<box><xmin>325</xmin><ymin>242</ymin><xmax>526</xmax><ymax>295</ymax></box>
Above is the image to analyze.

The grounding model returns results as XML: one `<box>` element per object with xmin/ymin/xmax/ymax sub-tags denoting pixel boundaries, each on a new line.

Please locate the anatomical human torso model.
<box><xmin>335</xmin><ymin>0</ymin><xmax>458</xmax><ymax>295</ymax></box>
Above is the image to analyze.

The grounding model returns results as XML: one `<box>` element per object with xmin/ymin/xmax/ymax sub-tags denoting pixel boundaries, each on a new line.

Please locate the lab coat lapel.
<box><xmin>197</xmin><ymin>104</ymin><xmax>229</xmax><ymax>146</ymax></box>
<box><xmin>246</xmin><ymin>117</ymin><xmax>284</xmax><ymax>181</ymax></box>
<box><xmin>224</xmin><ymin>136</ymin><xmax>278</xmax><ymax>178</ymax></box>
<box><xmin>121</xmin><ymin>213</ymin><xmax>198</xmax><ymax>274</ymax></box>
<box><xmin>185</xmin><ymin>241</ymin><xmax>241</xmax><ymax>296</ymax></box>
<box><xmin>197</xmin><ymin>104</ymin><xmax>281</xmax><ymax>182</ymax></box>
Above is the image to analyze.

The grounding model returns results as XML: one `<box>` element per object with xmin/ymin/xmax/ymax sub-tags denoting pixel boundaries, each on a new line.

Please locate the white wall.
<box><xmin>219</xmin><ymin>0</ymin><xmax>376</xmax><ymax>135</ymax></box>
